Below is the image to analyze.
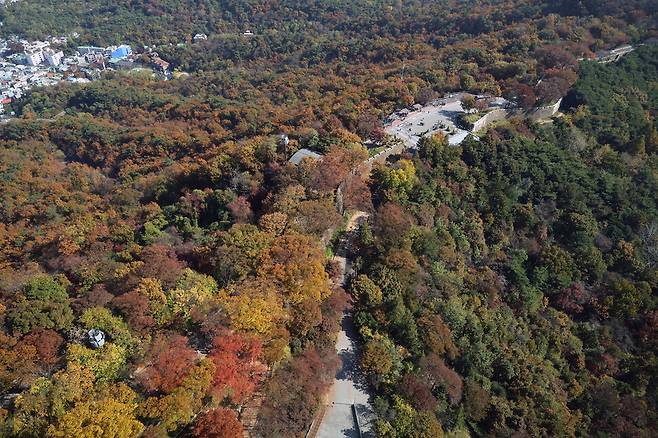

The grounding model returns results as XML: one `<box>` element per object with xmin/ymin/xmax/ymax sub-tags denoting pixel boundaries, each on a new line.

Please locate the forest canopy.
<box><xmin>350</xmin><ymin>46</ymin><xmax>658</xmax><ymax>437</ymax></box>
<box><xmin>0</xmin><ymin>1</ymin><xmax>657</xmax><ymax>437</ymax></box>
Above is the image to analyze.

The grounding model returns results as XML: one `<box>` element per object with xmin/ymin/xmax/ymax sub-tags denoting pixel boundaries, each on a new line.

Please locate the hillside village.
<box><xmin>0</xmin><ymin>35</ymin><xmax>172</xmax><ymax>116</ymax></box>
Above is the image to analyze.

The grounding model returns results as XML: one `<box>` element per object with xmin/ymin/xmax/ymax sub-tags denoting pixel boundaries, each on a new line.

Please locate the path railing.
<box><xmin>352</xmin><ymin>404</ymin><xmax>363</xmax><ymax>438</ymax></box>
<box><xmin>305</xmin><ymin>403</ymin><xmax>328</xmax><ymax>438</ymax></box>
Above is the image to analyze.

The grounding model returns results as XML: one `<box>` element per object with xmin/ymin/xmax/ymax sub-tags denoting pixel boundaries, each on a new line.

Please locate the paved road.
<box><xmin>314</xmin><ymin>212</ymin><xmax>375</xmax><ymax>438</ymax></box>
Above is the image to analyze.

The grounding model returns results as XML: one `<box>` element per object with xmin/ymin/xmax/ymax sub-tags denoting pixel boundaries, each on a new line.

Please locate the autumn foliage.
<box><xmin>137</xmin><ymin>334</ymin><xmax>197</xmax><ymax>394</ymax></box>
<box><xmin>209</xmin><ymin>332</ymin><xmax>266</xmax><ymax>404</ymax></box>
<box><xmin>0</xmin><ymin>1</ymin><xmax>656</xmax><ymax>437</ymax></box>
<box><xmin>192</xmin><ymin>408</ymin><xmax>244</xmax><ymax>438</ymax></box>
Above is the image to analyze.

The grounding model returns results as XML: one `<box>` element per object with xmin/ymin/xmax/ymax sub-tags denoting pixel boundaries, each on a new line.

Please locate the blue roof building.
<box><xmin>111</xmin><ymin>45</ymin><xmax>132</xmax><ymax>59</ymax></box>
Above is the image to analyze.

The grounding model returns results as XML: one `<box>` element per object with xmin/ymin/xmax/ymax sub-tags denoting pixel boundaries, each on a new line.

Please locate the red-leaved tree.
<box><xmin>192</xmin><ymin>408</ymin><xmax>244</xmax><ymax>438</ymax></box>
<box><xmin>209</xmin><ymin>331</ymin><xmax>266</xmax><ymax>404</ymax></box>
<box><xmin>227</xmin><ymin>196</ymin><xmax>254</xmax><ymax>224</ymax></box>
<box><xmin>137</xmin><ymin>333</ymin><xmax>198</xmax><ymax>394</ymax></box>
<box><xmin>419</xmin><ymin>353</ymin><xmax>463</xmax><ymax>405</ymax></box>
<box><xmin>20</xmin><ymin>328</ymin><xmax>63</xmax><ymax>366</ymax></box>
<box><xmin>112</xmin><ymin>290</ymin><xmax>156</xmax><ymax>333</ymax></box>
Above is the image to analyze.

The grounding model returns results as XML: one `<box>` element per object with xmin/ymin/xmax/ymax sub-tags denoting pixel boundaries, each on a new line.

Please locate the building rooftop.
<box><xmin>288</xmin><ymin>148</ymin><xmax>323</xmax><ymax>165</ymax></box>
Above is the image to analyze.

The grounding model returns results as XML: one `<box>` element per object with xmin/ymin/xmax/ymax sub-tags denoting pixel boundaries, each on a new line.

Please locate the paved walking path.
<box><xmin>314</xmin><ymin>212</ymin><xmax>375</xmax><ymax>438</ymax></box>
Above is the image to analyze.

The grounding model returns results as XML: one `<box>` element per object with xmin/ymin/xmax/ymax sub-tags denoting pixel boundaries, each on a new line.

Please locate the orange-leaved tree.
<box><xmin>209</xmin><ymin>331</ymin><xmax>266</xmax><ymax>404</ymax></box>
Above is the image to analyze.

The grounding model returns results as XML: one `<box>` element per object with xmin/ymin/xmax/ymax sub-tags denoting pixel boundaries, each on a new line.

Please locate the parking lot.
<box><xmin>385</xmin><ymin>97</ymin><xmax>471</xmax><ymax>148</ymax></box>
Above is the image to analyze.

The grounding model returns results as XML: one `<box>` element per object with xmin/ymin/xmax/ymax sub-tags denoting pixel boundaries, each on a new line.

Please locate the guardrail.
<box><xmin>305</xmin><ymin>404</ymin><xmax>328</xmax><ymax>438</ymax></box>
<box><xmin>352</xmin><ymin>404</ymin><xmax>363</xmax><ymax>438</ymax></box>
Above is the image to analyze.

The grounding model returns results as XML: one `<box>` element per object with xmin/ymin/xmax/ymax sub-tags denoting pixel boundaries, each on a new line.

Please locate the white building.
<box><xmin>67</xmin><ymin>77</ymin><xmax>91</xmax><ymax>83</ymax></box>
<box><xmin>44</xmin><ymin>49</ymin><xmax>64</xmax><ymax>66</ymax></box>
<box><xmin>49</xmin><ymin>36</ymin><xmax>68</xmax><ymax>45</ymax></box>
<box><xmin>23</xmin><ymin>40</ymin><xmax>49</xmax><ymax>52</ymax></box>
<box><xmin>193</xmin><ymin>33</ymin><xmax>208</xmax><ymax>42</ymax></box>
<box><xmin>25</xmin><ymin>50</ymin><xmax>44</xmax><ymax>66</ymax></box>
<box><xmin>77</xmin><ymin>46</ymin><xmax>105</xmax><ymax>55</ymax></box>
<box><xmin>88</xmin><ymin>329</ymin><xmax>105</xmax><ymax>349</ymax></box>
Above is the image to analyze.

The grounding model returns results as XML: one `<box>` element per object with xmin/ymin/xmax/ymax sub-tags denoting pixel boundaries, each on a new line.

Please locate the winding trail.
<box><xmin>312</xmin><ymin>212</ymin><xmax>375</xmax><ymax>438</ymax></box>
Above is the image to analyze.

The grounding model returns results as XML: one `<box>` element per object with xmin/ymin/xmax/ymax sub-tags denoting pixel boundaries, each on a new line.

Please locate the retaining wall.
<box><xmin>471</xmin><ymin>108</ymin><xmax>509</xmax><ymax>132</ymax></box>
<box><xmin>527</xmin><ymin>98</ymin><xmax>562</xmax><ymax>121</ymax></box>
<box><xmin>470</xmin><ymin>98</ymin><xmax>562</xmax><ymax>132</ymax></box>
<box><xmin>359</xmin><ymin>141</ymin><xmax>407</xmax><ymax>173</ymax></box>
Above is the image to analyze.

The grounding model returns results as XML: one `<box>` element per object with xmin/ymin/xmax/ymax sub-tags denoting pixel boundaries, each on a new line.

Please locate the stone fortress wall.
<box><xmin>471</xmin><ymin>97</ymin><xmax>563</xmax><ymax>132</ymax></box>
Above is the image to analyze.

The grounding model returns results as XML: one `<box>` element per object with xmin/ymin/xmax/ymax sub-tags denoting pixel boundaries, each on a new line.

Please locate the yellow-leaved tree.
<box><xmin>223</xmin><ymin>279</ymin><xmax>286</xmax><ymax>337</ymax></box>
<box><xmin>13</xmin><ymin>364</ymin><xmax>142</xmax><ymax>438</ymax></box>
<box><xmin>257</xmin><ymin>233</ymin><xmax>331</xmax><ymax>305</ymax></box>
